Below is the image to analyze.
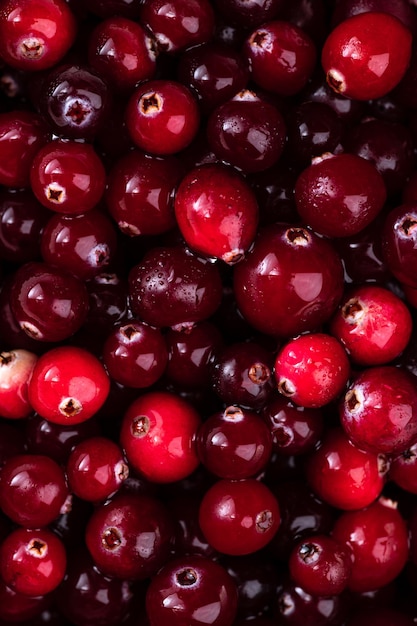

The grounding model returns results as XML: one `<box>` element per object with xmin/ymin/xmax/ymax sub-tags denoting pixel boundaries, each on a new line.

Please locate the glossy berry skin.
<box><xmin>198</xmin><ymin>478</ymin><xmax>280</xmax><ymax>556</ymax></box>
<box><xmin>330</xmin><ymin>285</ymin><xmax>413</xmax><ymax>366</ymax></box>
<box><xmin>0</xmin><ymin>110</ymin><xmax>48</xmax><ymax>188</ymax></box>
<box><xmin>0</xmin><ymin>453</ymin><xmax>69</xmax><ymax>527</ymax></box>
<box><xmin>307</xmin><ymin>428</ymin><xmax>387</xmax><ymax>510</ymax></box>
<box><xmin>0</xmin><ymin>349</ymin><xmax>37</xmax><ymax>419</ymax></box>
<box><xmin>274</xmin><ymin>579</ymin><xmax>346</xmax><ymax>626</ymax></box>
<box><xmin>340</xmin><ymin>365</ymin><xmax>417</xmax><ymax>455</ymax></box>
<box><xmin>0</xmin><ymin>0</ymin><xmax>76</xmax><ymax>71</ymax></box>
<box><xmin>10</xmin><ymin>261</ymin><xmax>89</xmax><ymax>342</ymax></box>
<box><xmin>126</xmin><ymin>80</ymin><xmax>200</xmax><ymax>156</ymax></box>
<box><xmin>243</xmin><ymin>21</ymin><xmax>317</xmax><ymax>96</ymax></box>
<box><xmin>88</xmin><ymin>16</ymin><xmax>157</xmax><ymax>91</ymax></box>
<box><xmin>390</xmin><ymin>443</ymin><xmax>417</xmax><ymax>494</ymax></box>
<box><xmin>106</xmin><ymin>150</ymin><xmax>183</xmax><ymax>236</ymax></box>
<box><xmin>145</xmin><ymin>555</ymin><xmax>238</xmax><ymax>626</ymax></box>
<box><xmin>102</xmin><ymin>321</ymin><xmax>168</xmax><ymax>389</ymax></box>
<box><xmin>214</xmin><ymin>0</ymin><xmax>284</xmax><ymax>28</ymax></box>
<box><xmin>120</xmin><ymin>391</ymin><xmax>201</xmax><ymax>483</ymax></box>
<box><xmin>322</xmin><ymin>12</ymin><xmax>412</xmax><ymax>100</ymax></box>
<box><xmin>128</xmin><ymin>245</ymin><xmax>222</xmax><ymax>330</ymax></box>
<box><xmin>85</xmin><ymin>492</ymin><xmax>173</xmax><ymax>580</ymax></box>
<box><xmin>0</xmin><ymin>578</ymin><xmax>50</xmax><ymax>623</ymax></box>
<box><xmin>30</xmin><ymin>140</ymin><xmax>106</xmax><ymax>215</ymax></box>
<box><xmin>332</xmin><ymin>498</ymin><xmax>409</xmax><ymax>592</ymax></box>
<box><xmin>207</xmin><ymin>91</ymin><xmax>286</xmax><ymax>174</ymax></box>
<box><xmin>66</xmin><ymin>436</ymin><xmax>129</xmax><ymax>502</ymax></box>
<box><xmin>294</xmin><ymin>153</ymin><xmax>387</xmax><ymax>238</ymax></box>
<box><xmin>175</xmin><ymin>163</ymin><xmax>259</xmax><ymax>264</ymax></box>
<box><xmin>234</xmin><ymin>224</ymin><xmax>344</xmax><ymax>337</ymax></box>
<box><xmin>140</xmin><ymin>0</ymin><xmax>215</xmax><ymax>54</ymax></box>
<box><xmin>1</xmin><ymin>527</ymin><xmax>66</xmax><ymax>597</ymax></box>
<box><xmin>274</xmin><ymin>333</ymin><xmax>350</xmax><ymax>409</ymax></box>
<box><xmin>382</xmin><ymin>203</ymin><xmax>417</xmax><ymax>288</ymax></box>
<box><xmin>289</xmin><ymin>534</ymin><xmax>352</xmax><ymax>596</ymax></box>
<box><xmin>197</xmin><ymin>406</ymin><xmax>273</xmax><ymax>479</ymax></box>
<box><xmin>28</xmin><ymin>346</ymin><xmax>110</xmax><ymax>425</ymax></box>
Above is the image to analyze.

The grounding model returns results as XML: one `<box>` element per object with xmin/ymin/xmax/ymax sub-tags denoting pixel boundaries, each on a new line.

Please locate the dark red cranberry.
<box><xmin>274</xmin><ymin>578</ymin><xmax>347</xmax><ymax>625</ymax></box>
<box><xmin>140</xmin><ymin>0</ymin><xmax>215</xmax><ymax>54</ymax></box>
<box><xmin>83</xmin><ymin>272</ymin><xmax>129</xmax><ymax>338</ymax></box>
<box><xmin>233</xmin><ymin>224</ymin><xmax>344</xmax><ymax>337</ymax></box>
<box><xmin>83</xmin><ymin>0</ymin><xmax>141</xmax><ymax>18</ymax></box>
<box><xmin>307</xmin><ymin>427</ymin><xmax>387</xmax><ymax>510</ymax></box>
<box><xmin>248</xmin><ymin>163</ymin><xmax>299</xmax><ymax>226</ymax></box>
<box><xmin>120</xmin><ymin>390</ymin><xmax>201</xmax><ymax>483</ymax></box>
<box><xmin>169</xmin><ymin>492</ymin><xmax>217</xmax><ymax>559</ymax></box>
<box><xmin>333</xmin><ymin>497</ymin><xmax>409</xmax><ymax>592</ymax></box>
<box><xmin>177</xmin><ymin>42</ymin><xmax>249</xmax><ymax>114</ymax></box>
<box><xmin>301</xmin><ymin>70</ymin><xmax>365</xmax><ymax>123</ymax></box>
<box><xmin>38</xmin><ymin>64</ymin><xmax>112</xmax><ymax>141</ymax></box>
<box><xmin>146</xmin><ymin>554</ymin><xmax>238</xmax><ymax>626</ymax></box>
<box><xmin>174</xmin><ymin>163</ymin><xmax>259</xmax><ymax>263</ymax></box>
<box><xmin>10</xmin><ymin>261</ymin><xmax>89</xmax><ymax>342</ymax></box>
<box><xmin>214</xmin><ymin>0</ymin><xmax>283</xmax><ymax>28</ymax></box>
<box><xmin>88</xmin><ymin>16</ymin><xmax>157</xmax><ymax>92</ymax></box>
<box><xmin>322</xmin><ymin>12</ymin><xmax>412</xmax><ymax>100</ymax></box>
<box><xmin>0</xmin><ymin>348</ymin><xmax>37</xmax><ymax>419</ymax></box>
<box><xmin>0</xmin><ymin>577</ymin><xmax>50</xmax><ymax>623</ymax></box>
<box><xmin>390</xmin><ymin>443</ymin><xmax>417</xmax><ymax>494</ymax></box>
<box><xmin>382</xmin><ymin>203</ymin><xmax>417</xmax><ymax>288</ymax></box>
<box><xmin>106</xmin><ymin>150</ymin><xmax>183</xmax><ymax>237</ymax></box>
<box><xmin>294</xmin><ymin>153</ymin><xmax>387</xmax><ymax>238</ymax></box>
<box><xmin>278</xmin><ymin>0</ymin><xmax>327</xmax><ymax>45</ymax></box>
<box><xmin>0</xmin><ymin>421</ymin><xmax>26</xmax><ymax>467</ymax></box>
<box><xmin>348</xmin><ymin>608</ymin><xmax>415</xmax><ymax>626</ymax></box>
<box><xmin>128</xmin><ymin>245</ymin><xmax>223</xmax><ymax>331</ymax></box>
<box><xmin>0</xmin><ymin>0</ymin><xmax>76</xmax><ymax>71</ymax></box>
<box><xmin>85</xmin><ymin>491</ymin><xmax>174</xmax><ymax>580</ymax></box>
<box><xmin>243</xmin><ymin>21</ymin><xmax>317</xmax><ymax>96</ymax></box>
<box><xmin>30</xmin><ymin>140</ymin><xmax>106</xmax><ymax>215</ymax></box>
<box><xmin>340</xmin><ymin>365</ymin><xmax>417</xmax><ymax>455</ymax></box>
<box><xmin>262</xmin><ymin>395</ymin><xmax>323</xmax><ymax>456</ymax></box>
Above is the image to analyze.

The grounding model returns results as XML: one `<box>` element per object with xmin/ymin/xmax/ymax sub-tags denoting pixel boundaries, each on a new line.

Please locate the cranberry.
<box><xmin>120</xmin><ymin>390</ymin><xmax>201</xmax><ymax>483</ymax></box>
<box><xmin>234</xmin><ymin>224</ymin><xmax>344</xmax><ymax>337</ymax></box>
<box><xmin>198</xmin><ymin>478</ymin><xmax>280</xmax><ymax>556</ymax></box>
<box><xmin>174</xmin><ymin>163</ymin><xmax>259</xmax><ymax>264</ymax></box>
<box><xmin>0</xmin><ymin>349</ymin><xmax>37</xmax><ymax>420</ymax></box>
<box><xmin>294</xmin><ymin>153</ymin><xmax>387</xmax><ymax>238</ymax></box>
<box><xmin>274</xmin><ymin>578</ymin><xmax>347</xmax><ymax>625</ymax></box>
<box><xmin>322</xmin><ymin>12</ymin><xmax>412</xmax><ymax>100</ymax></box>
<box><xmin>382</xmin><ymin>203</ymin><xmax>417</xmax><ymax>288</ymax></box>
<box><xmin>0</xmin><ymin>577</ymin><xmax>50</xmax><ymax>623</ymax></box>
<box><xmin>145</xmin><ymin>554</ymin><xmax>238</xmax><ymax>626</ymax></box>
<box><xmin>390</xmin><ymin>443</ymin><xmax>417</xmax><ymax>494</ymax></box>
<box><xmin>214</xmin><ymin>0</ymin><xmax>283</xmax><ymax>29</ymax></box>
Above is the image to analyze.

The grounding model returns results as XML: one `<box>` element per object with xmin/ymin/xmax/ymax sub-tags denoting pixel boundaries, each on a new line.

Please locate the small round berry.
<box><xmin>0</xmin><ymin>349</ymin><xmax>37</xmax><ymax>420</ymax></box>
<box><xmin>390</xmin><ymin>443</ymin><xmax>417</xmax><ymax>494</ymax></box>
<box><xmin>382</xmin><ymin>203</ymin><xmax>417</xmax><ymax>288</ymax></box>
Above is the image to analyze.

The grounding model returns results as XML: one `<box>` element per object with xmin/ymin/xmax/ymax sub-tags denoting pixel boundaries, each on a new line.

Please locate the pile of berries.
<box><xmin>2</xmin><ymin>0</ymin><xmax>417</xmax><ymax>624</ymax></box>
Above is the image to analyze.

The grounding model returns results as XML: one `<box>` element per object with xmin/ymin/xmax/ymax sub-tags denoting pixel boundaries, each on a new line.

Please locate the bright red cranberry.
<box><xmin>289</xmin><ymin>533</ymin><xmax>352</xmax><ymax>596</ymax></box>
<box><xmin>295</xmin><ymin>153</ymin><xmax>387</xmax><ymax>238</ymax></box>
<box><xmin>146</xmin><ymin>554</ymin><xmax>238</xmax><ymax>626</ymax></box>
<box><xmin>140</xmin><ymin>0</ymin><xmax>215</xmax><ymax>53</ymax></box>
<box><xmin>207</xmin><ymin>90</ymin><xmax>286</xmax><ymax>174</ymax></box>
<box><xmin>332</xmin><ymin>498</ymin><xmax>409</xmax><ymax>592</ymax></box>
<box><xmin>177</xmin><ymin>42</ymin><xmax>249</xmax><ymax>114</ymax></box>
<box><xmin>40</xmin><ymin>209</ymin><xmax>118</xmax><ymax>281</ymax></box>
<box><xmin>106</xmin><ymin>150</ymin><xmax>183</xmax><ymax>236</ymax></box>
<box><xmin>128</xmin><ymin>245</ymin><xmax>222</xmax><ymax>331</ymax></box>
<box><xmin>0</xmin><ymin>189</ymin><xmax>51</xmax><ymax>264</ymax></box>
<box><xmin>234</xmin><ymin>225</ymin><xmax>344</xmax><ymax>337</ymax></box>
<box><xmin>126</xmin><ymin>79</ymin><xmax>200</xmax><ymax>155</ymax></box>
<box><xmin>0</xmin><ymin>527</ymin><xmax>66</xmax><ymax>596</ymax></box>
<box><xmin>38</xmin><ymin>64</ymin><xmax>112</xmax><ymax>142</ymax></box>
<box><xmin>390</xmin><ymin>443</ymin><xmax>417</xmax><ymax>494</ymax></box>
<box><xmin>120</xmin><ymin>391</ymin><xmax>201</xmax><ymax>483</ymax></box>
<box><xmin>88</xmin><ymin>16</ymin><xmax>157</xmax><ymax>91</ymax></box>
<box><xmin>382</xmin><ymin>203</ymin><xmax>417</xmax><ymax>288</ymax></box>
<box><xmin>307</xmin><ymin>427</ymin><xmax>387</xmax><ymax>510</ymax></box>
<box><xmin>330</xmin><ymin>285</ymin><xmax>413</xmax><ymax>366</ymax></box>
<box><xmin>0</xmin><ymin>453</ymin><xmax>69</xmax><ymax>527</ymax></box>
<box><xmin>66</xmin><ymin>436</ymin><xmax>129</xmax><ymax>503</ymax></box>
<box><xmin>175</xmin><ymin>163</ymin><xmax>259</xmax><ymax>264</ymax></box>
<box><xmin>0</xmin><ymin>0</ymin><xmax>76</xmax><ymax>71</ymax></box>
<box><xmin>199</xmin><ymin>478</ymin><xmax>280</xmax><ymax>556</ymax></box>
<box><xmin>274</xmin><ymin>577</ymin><xmax>347</xmax><ymax>625</ymax></box>
<box><xmin>331</xmin><ymin>0</ymin><xmax>417</xmax><ymax>34</ymax></box>
<box><xmin>274</xmin><ymin>333</ymin><xmax>350</xmax><ymax>409</ymax></box>
<box><xmin>0</xmin><ymin>349</ymin><xmax>37</xmax><ymax>419</ymax></box>
<box><xmin>197</xmin><ymin>406</ymin><xmax>273</xmax><ymax>479</ymax></box>
<box><xmin>102</xmin><ymin>321</ymin><xmax>168</xmax><ymax>389</ymax></box>
<box><xmin>340</xmin><ymin>365</ymin><xmax>417</xmax><ymax>455</ymax></box>
<box><xmin>243</xmin><ymin>21</ymin><xmax>317</xmax><ymax>96</ymax></box>
<box><xmin>322</xmin><ymin>12</ymin><xmax>412</xmax><ymax>100</ymax></box>
<box><xmin>262</xmin><ymin>395</ymin><xmax>323</xmax><ymax>456</ymax></box>
<box><xmin>28</xmin><ymin>346</ymin><xmax>110</xmax><ymax>425</ymax></box>
<box><xmin>0</xmin><ymin>110</ymin><xmax>48</xmax><ymax>188</ymax></box>
<box><xmin>30</xmin><ymin>140</ymin><xmax>106</xmax><ymax>215</ymax></box>
<box><xmin>85</xmin><ymin>491</ymin><xmax>174</xmax><ymax>580</ymax></box>
<box><xmin>10</xmin><ymin>261</ymin><xmax>89</xmax><ymax>342</ymax></box>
